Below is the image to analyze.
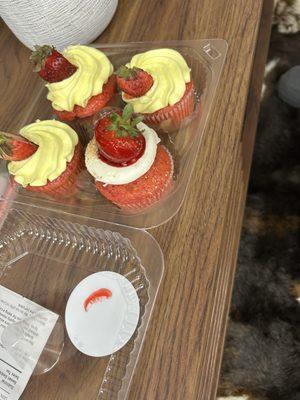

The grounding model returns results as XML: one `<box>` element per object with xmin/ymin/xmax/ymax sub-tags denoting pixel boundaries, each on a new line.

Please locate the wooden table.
<box><xmin>0</xmin><ymin>1</ymin><xmax>273</xmax><ymax>399</ymax></box>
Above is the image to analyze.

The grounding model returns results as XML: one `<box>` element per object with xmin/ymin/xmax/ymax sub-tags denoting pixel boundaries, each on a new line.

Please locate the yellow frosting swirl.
<box><xmin>122</xmin><ymin>48</ymin><xmax>191</xmax><ymax>113</ymax></box>
<box><xmin>46</xmin><ymin>45</ymin><xmax>114</xmax><ymax>111</ymax></box>
<box><xmin>8</xmin><ymin>120</ymin><xmax>78</xmax><ymax>187</ymax></box>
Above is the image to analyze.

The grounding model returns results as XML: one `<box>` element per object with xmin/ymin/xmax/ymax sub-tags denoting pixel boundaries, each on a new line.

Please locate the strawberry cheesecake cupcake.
<box><xmin>116</xmin><ymin>48</ymin><xmax>196</xmax><ymax>133</ymax></box>
<box><xmin>30</xmin><ymin>45</ymin><xmax>116</xmax><ymax>125</ymax></box>
<box><xmin>85</xmin><ymin>105</ymin><xmax>174</xmax><ymax>211</ymax></box>
<box><xmin>5</xmin><ymin>120</ymin><xmax>83</xmax><ymax>198</ymax></box>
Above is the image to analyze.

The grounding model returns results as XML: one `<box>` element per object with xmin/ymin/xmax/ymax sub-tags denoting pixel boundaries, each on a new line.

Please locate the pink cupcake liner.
<box><xmin>95</xmin><ymin>145</ymin><xmax>174</xmax><ymax>212</ymax></box>
<box><xmin>24</xmin><ymin>143</ymin><xmax>84</xmax><ymax>198</ymax></box>
<box><xmin>143</xmin><ymin>82</ymin><xmax>196</xmax><ymax>133</ymax></box>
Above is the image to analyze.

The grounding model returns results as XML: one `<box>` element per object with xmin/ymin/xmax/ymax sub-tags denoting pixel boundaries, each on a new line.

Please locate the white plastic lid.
<box><xmin>65</xmin><ymin>271</ymin><xmax>140</xmax><ymax>357</ymax></box>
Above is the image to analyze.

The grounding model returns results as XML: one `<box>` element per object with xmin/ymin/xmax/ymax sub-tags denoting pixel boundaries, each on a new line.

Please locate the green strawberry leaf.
<box><xmin>122</xmin><ymin>104</ymin><xmax>134</xmax><ymax>121</ymax></box>
<box><xmin>116</xmin><ymin>65</ymin><xmax>141</xmax><ymax>80</ymax></box>
<box><xmin>106</xmin><ymin>106</ymin><xmax>143</xmax><ymax>139</ymax></box>
<box><xmin>107</xmin><ymin>123</ymin><xmax>116</xmax><ymax>132</ymax></box>
<box><xmin>131</xmin><ymin>116</ymin><xmax>143</xmax><ymax>126</ymax></box>
<box><xmin>116</xmin><ymin>65</ymin><xmax>130</xmax><ymax>79</ymax></box>
<box><xmin>127</xmin><ymin>126</ymin><xmax>138</xmax><ymax>136</ymax></box>
<box><xmin>109</xmin><ymin>113</ymin><xmax>119</xmax><ymax>123</ymax></box>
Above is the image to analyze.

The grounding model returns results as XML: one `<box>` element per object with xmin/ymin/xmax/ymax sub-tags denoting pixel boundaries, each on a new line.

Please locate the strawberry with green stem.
<box><xmin>30</xmin><ymin>45</ymin><xmax>117</xmax><ymax>121</ymax></box>
<box><xmin>30</xmin><ymin>45</ymin><xmax>77</xmax><ymax>83</ymax></box>
<box><xmin>0</xmin><ymin>131</ymin><xmax>37</xmax><ymax>161</ymax></box>
<box><xmin>91</xmin><ymin>106</ymin><xmax>174</xmax><ymax>210</ymax></box>
<box><xmin>116</xmin><ymin>66</ymin><xmax>153</xmax><ymax>98</ymax></box>
<box><xmin>95</xmin><ymin>104</ymin><xmax>145</xmax><ymax>166</ymax></box>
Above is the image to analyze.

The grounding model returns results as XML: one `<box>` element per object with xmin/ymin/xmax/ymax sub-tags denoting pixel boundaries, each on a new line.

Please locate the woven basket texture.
<box><xmin>0</xmin><ymin>0</ymin><xmax>118</xmax><ymax>50</ymax></box>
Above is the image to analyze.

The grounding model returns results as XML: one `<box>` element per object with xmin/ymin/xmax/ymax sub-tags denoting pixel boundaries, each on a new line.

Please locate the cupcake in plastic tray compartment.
<box><xmin>0</xmin><ymin>39</ymin><xmax>227</xmax><ymax>229</ymax></box>
<box><xmin>0</xmin><ymin>206</ymin><xmax>163</xmax><ymax>399</ymax></box>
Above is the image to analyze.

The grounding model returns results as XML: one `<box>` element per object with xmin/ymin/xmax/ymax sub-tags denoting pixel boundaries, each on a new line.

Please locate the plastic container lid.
<box><xmin>0</xmin><ymin>205</ymin><xmax>164</xmax><ymax>399</ymax></box>
<box><xmin>65</xmin><ymin>271</ymin><xmax>140</xmax><ymax>357</ymax></box>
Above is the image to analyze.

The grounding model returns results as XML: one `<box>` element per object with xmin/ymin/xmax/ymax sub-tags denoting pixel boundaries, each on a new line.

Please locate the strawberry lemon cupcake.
<box><xmin>85</xmin><ymin>105</ymin><xmax>174</xmax><ymax>211</ymax></box>
<box><xmin>30</xmin><ymin>45</ymin><xmax>116</xmax><ymax>122</ymax></box>
<box><xmin>116</xmin><ymin>48</ymin><xmax>195</xmax><ymax>132</ymax></box>
<box><xmin>5</xmin><ymin>120</ymin><xmax>83</xmax><ymax>198</ymax></box>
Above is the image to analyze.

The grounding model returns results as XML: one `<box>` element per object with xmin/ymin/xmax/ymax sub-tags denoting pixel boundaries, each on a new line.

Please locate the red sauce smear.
<box><xmin>97</xmin><ymin>147</ymin><xmax>145</xmax><ymax>167</ymax></box>
<box><xmin>84</xmin><ymin>288</ymin><xmax>112</xmax><ymax>311</ymax></box>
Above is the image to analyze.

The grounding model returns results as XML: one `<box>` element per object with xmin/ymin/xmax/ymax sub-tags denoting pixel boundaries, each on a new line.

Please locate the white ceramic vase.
<box><xmin>0</xmin><ymin>0</ymin><xmax>118</xmax><ymax>50</ymax></box>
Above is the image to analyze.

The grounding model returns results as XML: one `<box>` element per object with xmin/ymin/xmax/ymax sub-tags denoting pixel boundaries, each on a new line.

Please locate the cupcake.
<box><xmin>85</xmin><ymin>105</ymin><xmax>174</xmax><ymax>210</ymax></box>
<box><xmin>30</xmin><ymin>45</ymin><xmax>116</xmax><ymax>124</ymax></box>
<box><xmin>116</xmin><ymin>48</ymin><xmax>195</xmax><ymax>133</ymax></box>
<box><xmin>5</xmin><ymin>120</ymin><xmax>84</xmax><ymax>198</ymax></box>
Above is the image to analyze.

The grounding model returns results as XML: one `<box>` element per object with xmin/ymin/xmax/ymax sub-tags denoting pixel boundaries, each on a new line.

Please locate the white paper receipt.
<box><xmin>0</xmin><ymin>285</ymin><xmax>58</xmax><ymax>400</ymax></box>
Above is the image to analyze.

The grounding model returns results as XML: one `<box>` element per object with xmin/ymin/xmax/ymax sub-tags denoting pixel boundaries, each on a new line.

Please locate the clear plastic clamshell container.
<box><xmin>0</xmin><ymin>40</ymin><xmax>226</xmax><ymax>399</ymax></box>
<box><xmin>0</xmin><ymin>205</ymin><xmax>163</xmax><ymax>399</ymax></box>
<box><xmin>0</xmin><ymin>39</ymin><xmax>227</xmax><ymax>229</ymax></box>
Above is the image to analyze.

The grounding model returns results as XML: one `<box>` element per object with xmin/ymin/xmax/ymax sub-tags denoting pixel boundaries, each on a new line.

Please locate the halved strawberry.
<box><xmin>116</xmin><ymin>66</ymin><xmax>153</xmax><ymax>97</ymax></box>
<box><xmin>53</xmin><ymin>74</ymin><xmax>117</xmax><ymax>121</ymax></box>
<box><xmin>94</xmin><ymin>104</ymin><xmax>145</xmax><ymax>166</ymax></box>
<box><xmin>0</xmin><ymin>132</ymin><xmax>37</xmax><ymax>161</ymax></box>
<box><xmin>30</xmin><ymin>45</ymin><xmax>77</xmax><ymax>83</ymax></box>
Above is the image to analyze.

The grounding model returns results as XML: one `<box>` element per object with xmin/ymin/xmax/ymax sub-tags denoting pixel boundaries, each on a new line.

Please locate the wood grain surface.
<box><xmin>0</xmin><ymin>1</ymin><xmax>273</xmax><ymax>399</ymax></box>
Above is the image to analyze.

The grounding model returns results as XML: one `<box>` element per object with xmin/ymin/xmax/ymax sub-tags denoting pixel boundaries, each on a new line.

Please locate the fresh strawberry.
<box><xmin>30</xmin><ymin>45</ymin><xmax>77</xmax><ymax>83</ymax></box>
<box><xmin>0</xmin><ymin>132</ymin><xmax>37</xmax><ymax>161</ymax></box>
<box><xmin>116</xmin><ymin>66</ymin><xmax>153</xmax><ymax>97</ymax></box>
<box><xmin>94</xmin><ymin>104</ymin><xmax>145</xmax><ymax>165</ymax></box>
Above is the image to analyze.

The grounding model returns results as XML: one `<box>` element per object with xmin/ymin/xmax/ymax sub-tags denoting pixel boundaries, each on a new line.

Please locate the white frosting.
<box><xmin>85</xmin><ymin>122</ymin><xmax>160</xmax><ymax>185</ymax></box>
